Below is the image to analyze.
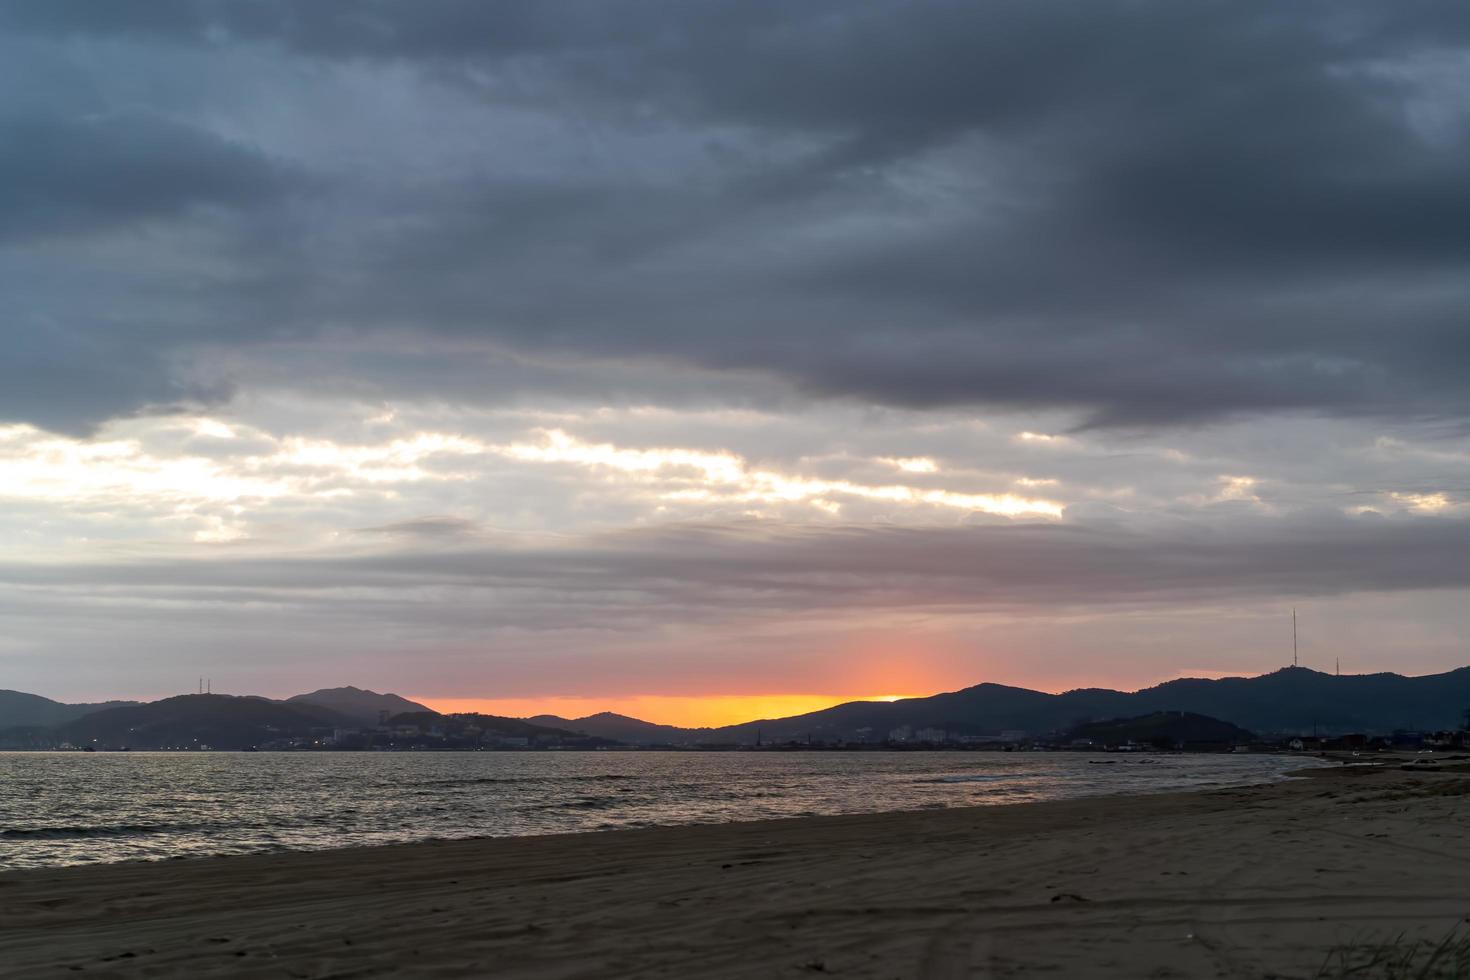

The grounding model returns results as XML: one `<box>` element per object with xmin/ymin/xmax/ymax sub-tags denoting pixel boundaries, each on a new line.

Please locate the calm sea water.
<box><xmin>0</xmin><ymin>751</ymin><xmax>1314</xmax><ymax>871</ymax></box>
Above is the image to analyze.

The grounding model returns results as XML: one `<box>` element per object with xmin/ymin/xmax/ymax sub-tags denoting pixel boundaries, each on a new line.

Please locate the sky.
<box><xmin>4</xmin><ymin>1</ymin><xmax>1470</xmax><ymax>725</ymax></box>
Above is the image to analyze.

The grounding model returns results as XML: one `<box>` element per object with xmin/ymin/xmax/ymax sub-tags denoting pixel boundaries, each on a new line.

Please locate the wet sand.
<box><xmin>3</xmin><ymin>763</ymin><xmax>1468</xmax><ymax>978</ymax></box>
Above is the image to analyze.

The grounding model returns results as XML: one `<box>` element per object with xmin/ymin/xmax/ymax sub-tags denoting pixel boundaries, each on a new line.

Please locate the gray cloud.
<box><xmin>0</xmin><ymin>1</ymin><xmax>1468</xmax><ymax>430</ymax></box>
<box><xmin>353</xmin><ymin>516</ymin><xmax>485</xmax><ymax>541</ymax></box>
<box><xmin>0</xmin><ymin>92</ymin><xmax>304</xmax><ymax>432</ymax></box>
<box><xmin>7</xmin><ymin>513</ymin><xmax>1470</xmax><ymax>627</ymax></box>
<box><xmin>7</xmin><ymin>510</ymin><xmax>1470</xmax><ymax>700</ymax></box>
<box><xmin>0</xmin><ymin>111</ymin><xmax>296</xmax><ymax>241</ymax></box>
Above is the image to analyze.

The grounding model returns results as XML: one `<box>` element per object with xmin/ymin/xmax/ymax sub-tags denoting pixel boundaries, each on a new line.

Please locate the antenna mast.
<box><xmin>1292</xmin><ymin>608</ymin><xmax>1298</xmax><ymax>667</ymax></box>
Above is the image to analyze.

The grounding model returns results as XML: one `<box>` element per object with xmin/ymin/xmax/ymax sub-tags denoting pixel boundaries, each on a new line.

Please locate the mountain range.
<box><xmin>287</xmin><ymin>686</ymin><xmax>430</xmax><ymax>725</ymax></box>
<box><xmin>58</xmin><ymin>694</ymin><xmax>349</xmax><ymax>751</ymax></box>
<box><xmin>0</xmin><ymin>687</ymin><xmax>434</xmax><ymax>750</ymax></box>
<box><xmin>6</xmin><ymin>666</ymin><xmax>1470</xmax><ymax>748</ymax></box>
<box><xmin>0</xmin><ymin>689</ymin><xmax>140</xmax><ymax>728</ymax></box>
<box><xmin>532</xmin><ymin>666</ymin><xmax>1470</xmax><ymax>744</ymax></box>
<box><xmin>14</xmin><ymin>692</ymin><xmax>591</xmax><ymax>751</ymax></box>
<box><xmin>0</xmin><ymin>686</ymin><xmax>424</xmax><ymax>730</ymax></box>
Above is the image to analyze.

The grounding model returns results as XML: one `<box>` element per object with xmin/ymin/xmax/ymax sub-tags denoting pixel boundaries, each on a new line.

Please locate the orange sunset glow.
<box><xmin>417</xmin><ymin>694</ymin><xmax>923</xmax><ymax>729</ymax></box>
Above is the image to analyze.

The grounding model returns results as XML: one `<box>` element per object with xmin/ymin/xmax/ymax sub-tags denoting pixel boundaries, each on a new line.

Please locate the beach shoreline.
<box><xmin>0</xmin><ymin>748</ymin><xmax>1313</xmax><ymax>872</ymax></box>
<box><xmin>3</xmin><ymin>762</ymin><xmax>1467</xmax><ymax>977</ymax></box>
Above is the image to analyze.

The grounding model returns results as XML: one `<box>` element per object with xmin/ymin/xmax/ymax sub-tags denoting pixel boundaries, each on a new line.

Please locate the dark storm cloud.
<box><xmin>0</xmin><ymin>111</ymin><xmax>297</xmax><ymax>241</ymax></box>
<box><xmin>4</xmin><ymin>1</ymin><xmax>1470</xmax><ymax>429</ymax></box>
<box><xmin>0</xmin><ymin>91</ymin><xmax>304</xmax><ymax>432</ymax></box>
<box><xmin>0</xmin><ymin>324</ymin><xmax>214</xmax><ymax>437</ymax></box>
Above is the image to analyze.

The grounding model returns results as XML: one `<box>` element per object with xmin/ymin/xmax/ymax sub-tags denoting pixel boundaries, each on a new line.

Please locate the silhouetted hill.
<box><xmin>527</xmin><ymin>712</ymin><xmax>700</xmax><ymax>745</ymax></box>
<box><xmin>1120</xmin><ymin>667</ymin><xmax>1470</xmax><ymax>734</ymax></box>
<box><xmin>710</xmin><ymin>683</ymin><xmax>1090</xmax><ymax>744</ymax></box>
<box><xmin>59</xmin><ymin>694</ymin><xmax>352</xmax><ymax>750</ymax></box>
<box><xmin>287</xmin><ymin>687</ymin><xmax>430</xmax><ymax>725</ymax></box>
<box><xmin>385</xmin><ymin>710</ymin><xmax>599</xmax><ymax>741</ymax></box>
<box><xmin>14</xmin><ymin>665</ymin><xmax>1470</xmax><ymax>749</ymax></box>
<box><xmin>690</xmin><ymin>666</ymin><xmax>1470</xmax><ymax>743</ymax></box>
<box><xmin>0</xmin><ymin>690</ymin><xmax>138</xmax><ymax>728</ymax></box>
<box><xmin>1068</xmin><ymin>712</ymin><xmax>1254</xmax><ymax>748</ymax></box>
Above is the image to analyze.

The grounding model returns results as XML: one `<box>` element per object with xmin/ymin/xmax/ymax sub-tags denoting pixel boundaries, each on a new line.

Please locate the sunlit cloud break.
<box><xmin>0</xmin><ymin>420</ymin><xmax>1064</xmax><ymax>554</ymax></box>
<box><xmin>503</xmin><ymin>430</ymin><xmax>1064</xmax><ymax>518</ymax></box>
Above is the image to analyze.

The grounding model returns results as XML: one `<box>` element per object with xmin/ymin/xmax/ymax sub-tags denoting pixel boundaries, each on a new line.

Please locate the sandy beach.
<box><xmin>3</xmin><ymin>762</ymin><xmax>1468</xmax><ymax>978</ymax></box>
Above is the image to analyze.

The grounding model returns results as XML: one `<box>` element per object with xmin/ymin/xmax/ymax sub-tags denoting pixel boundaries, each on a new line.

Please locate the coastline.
<box><xmin>3</xmin><ymin>764</ymin><xmax>1467</xmax><ymax>977</ymax></box>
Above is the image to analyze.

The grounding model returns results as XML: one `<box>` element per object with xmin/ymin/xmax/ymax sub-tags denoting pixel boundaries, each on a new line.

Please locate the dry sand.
<box><xmin>4</xmin><ymin>762</ymin><xmax>1470</xmax><ymax>978</ymax></box>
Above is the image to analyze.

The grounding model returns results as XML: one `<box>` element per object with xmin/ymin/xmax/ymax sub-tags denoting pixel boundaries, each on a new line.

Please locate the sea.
<box><xmin>0</xmin><ymin>750</ymin><xmax>1316</xmax><ymax>871</ymax></box>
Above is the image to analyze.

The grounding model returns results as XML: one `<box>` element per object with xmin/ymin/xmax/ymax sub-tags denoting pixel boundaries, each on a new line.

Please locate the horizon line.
<box><xmin>14</xmin><ymin>661</ymin><xmax>1455</xmax><ymax>730</ymax></box>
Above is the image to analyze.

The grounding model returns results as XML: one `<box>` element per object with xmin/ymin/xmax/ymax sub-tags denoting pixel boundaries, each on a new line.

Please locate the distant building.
<box><xmin>888</xmin><ymin>725</ymin><xmax>913</xmax><ymax>742</ymax></box>
<box><xmin>956</xmin><ymin>730</ymin><xmax>1028</xmax><ymax>745</ymax></box>
<box><xmin>492</xmin><ymin>736</ymin><xmax>529</xmax><ymax>748</ymax></box>
<box><xmin>915</xmin><ymin>727</ymin><xmax>948</xmax><ymax>743</ymax></box>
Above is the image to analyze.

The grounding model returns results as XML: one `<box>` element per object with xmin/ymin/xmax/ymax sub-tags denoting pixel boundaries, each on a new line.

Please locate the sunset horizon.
<box><xmin>417</xmin><ymin>693</ymin><xmax>924</xmax><ymax>729</ymax></box>
<box><xmin>17</xmin><ymin>652</ymin><xmax>1408</xmax><ymax>730</ymax></box>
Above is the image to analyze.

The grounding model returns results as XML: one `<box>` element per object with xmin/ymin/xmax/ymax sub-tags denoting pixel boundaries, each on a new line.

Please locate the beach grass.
<box><xmin>1316</xmin><ymin>926</ymin><xmax>1470</xmax><ymax>979</ymax></box>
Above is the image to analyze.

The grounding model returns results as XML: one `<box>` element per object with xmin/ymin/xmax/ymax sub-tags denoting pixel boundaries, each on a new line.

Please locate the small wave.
<box><xmin>522</xmin><ymin>795</ymin><xmax>623</xmax><ymax>812</ymax></box>
<box><xmin>1</xmin><ymin>823</ymin><xmax>192</xmax><ymax>840</ymax></box>
<box><xmin>560</xmin><ymin>797</ymin><xmax>619</xmax><ymax>810</ymax></box>
<box><xmin>420</xmin><ymin>774</ymin><xmax>635</xmax><ymax>788</ymax></box>
<box><xmin>919</xmin><ymin>774</ymin><xmax>1025</xmax><ymax>784</ymax></box>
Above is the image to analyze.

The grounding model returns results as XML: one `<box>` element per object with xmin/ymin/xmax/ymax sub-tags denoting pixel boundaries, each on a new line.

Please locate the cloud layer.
<box><xmin>4</xmin><ymin>2</ymin><xmax>1470</xmax><ymax>702</ymax></box>
<box><xmin>4</xmin><ymin>1</ymin><xmax>1470</xmax><ymax>431</ymax></box>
